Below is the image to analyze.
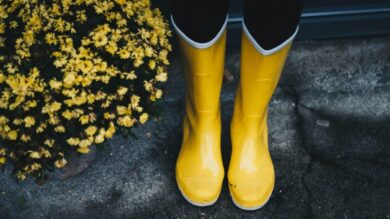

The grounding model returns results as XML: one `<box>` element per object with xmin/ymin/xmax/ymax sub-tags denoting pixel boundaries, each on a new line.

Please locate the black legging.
<box><xmin>171</xmin><ymin>0</ymin><xmax>302</xmax><ymax>50</ymax></box>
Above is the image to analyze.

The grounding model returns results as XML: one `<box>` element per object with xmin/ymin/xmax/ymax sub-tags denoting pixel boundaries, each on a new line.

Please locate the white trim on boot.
<box><xmin>171</xmin><ymin>15</ymin><xmax>228</xmax><ymax>49</ymax></box>
<box><xmin>242</xmin><ymin>20</ymin><xmax>299</xmax><ymax>56</ymax></box>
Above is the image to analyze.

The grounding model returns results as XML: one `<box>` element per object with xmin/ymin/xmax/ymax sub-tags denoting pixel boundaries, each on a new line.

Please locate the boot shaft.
<box><xmin>237</xmin><ymin>31</ymin><xmax>292</xmax><ymax>119</ymax></box>
<box><xmin>176</xmin><ymin>31</ymin><xmax>226</xmax><ymax>126</ymax></box>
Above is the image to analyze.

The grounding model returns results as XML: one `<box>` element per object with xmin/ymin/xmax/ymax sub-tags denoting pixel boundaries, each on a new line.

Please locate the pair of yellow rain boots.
<box><xmin>172</xmin><ymin>17</ymin><xmax>297</xmax><ymax>210</ymax></box>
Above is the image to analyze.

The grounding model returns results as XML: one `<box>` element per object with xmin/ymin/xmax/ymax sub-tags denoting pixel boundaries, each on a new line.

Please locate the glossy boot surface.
<box><xmin>228</xmin><ymin>31</ymin><xmax>292</xmax><ymax>210</ymax></box>
<box><xmin>175</xmin><ymin>27</ymin><xmax>226</xmax><ymax>206</ymax></box>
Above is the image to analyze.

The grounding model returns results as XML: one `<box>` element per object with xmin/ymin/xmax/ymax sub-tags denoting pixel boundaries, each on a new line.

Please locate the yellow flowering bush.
<box><xmin>0</xmin><ymin>0</ymin><xmax>171</xmax><ymax>180</ymax></box>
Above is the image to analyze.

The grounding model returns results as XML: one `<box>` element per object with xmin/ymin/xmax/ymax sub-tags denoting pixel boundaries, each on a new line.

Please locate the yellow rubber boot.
<box><xmin>172</xmin><ymin>17</ymin><xmax>227</xmax><ymax>206</ymax></box>
<box><xmin>228</xmin><ymin>25</ymin><xmax>296</xmax><ymax>210</ymax></box>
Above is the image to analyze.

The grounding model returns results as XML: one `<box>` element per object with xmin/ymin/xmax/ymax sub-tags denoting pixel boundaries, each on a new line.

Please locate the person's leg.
<box><xmin>171</xmin><ymin>0</ymin><xmax>228</xmax><ymax>43</ymax></box>
<box><xmin>243</xmin><ymin>0</ymin><xmax>302</xmax><ymax>50</ymax></box>
<box><xmin>171</xmin><ymin>0</ymin><xmax>228</xmax><ymax>206</ymax></box>
<box><xmin>228</xmin><ymin>0</ymin><xmax>302</xmax><ymax>210</ymax></box>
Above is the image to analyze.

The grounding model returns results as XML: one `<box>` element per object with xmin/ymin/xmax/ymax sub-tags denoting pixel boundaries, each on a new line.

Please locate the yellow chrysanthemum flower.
<box><xmin>24</xmin><ymin>116</ymin><xmax>36</xmax><ymax>127</ymax></box>
<box><xmin>93</xmin><ymin>32</ymin><xmax>108</xmax><ymax>47</ymax></box>
<box><xmin>67</xmin><ymin>137</ymin><xmax>80</xmax><ymax>146</ymax></box>
<box><xmin>139</xmin><ymin>113</ymin><xmax>149</xmax><ymax>124</ymax></box>
<box><xmin>54</xmin><ymin>158</ymin><xmax>67</xmax><ymax>168</ymax></box>
<box><xmin>29</xmin><ymin>151</ymin><xmax>41</xmax><ymax>159</ymax></box>
<box><xmin>85</xmin><ymin>126</ymin><xmax>97</xmax><ymax>136</ymax></box>
<box><xmin>0</xmin><ymin>157</ymin><xmax>6</xmax><ymax>165</ymax></box>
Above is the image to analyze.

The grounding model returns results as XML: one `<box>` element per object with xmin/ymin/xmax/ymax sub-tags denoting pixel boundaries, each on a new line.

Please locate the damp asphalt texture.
<box><xmin>1</xmin><ymin>35</ymin><xmax>390</xmax><ymax>219</ymax></box>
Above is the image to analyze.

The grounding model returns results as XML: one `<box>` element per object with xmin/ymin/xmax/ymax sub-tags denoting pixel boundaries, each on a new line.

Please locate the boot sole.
<box><xmin>229</xmin><ymin>190</ymin><xmax>272</xmax><ymax>211</ymax></box>
<box><xmin>177</xmin><ymin>182</ymin><xmax>219</xmax><ymax>207</ymax></box>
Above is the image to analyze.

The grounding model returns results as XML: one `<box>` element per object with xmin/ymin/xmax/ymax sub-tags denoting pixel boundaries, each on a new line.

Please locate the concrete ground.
<box><xmin>1</xmin><ymin>35</ymin><xmax>390</xmax><ymax>219</ymax></box>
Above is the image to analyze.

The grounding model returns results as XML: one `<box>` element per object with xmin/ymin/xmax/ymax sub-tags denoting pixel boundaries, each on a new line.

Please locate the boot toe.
<box><xmin>177</xmin><ymin>176</ymin><xmax>223</xmax><ymax>206</ymax></box>
<box><xmin>228</xmin><ymin>179</ymin><xmax>274</xmax><ymax>210</ymax></box>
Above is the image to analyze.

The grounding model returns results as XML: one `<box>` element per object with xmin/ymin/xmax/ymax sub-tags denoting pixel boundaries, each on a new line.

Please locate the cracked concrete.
<box><xmin>1</xmin><ymin>35</ymin><xmax>390</xmax><ymax>218</ymax></box>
